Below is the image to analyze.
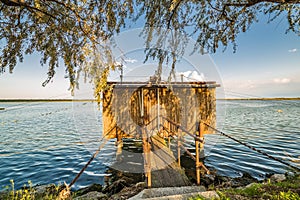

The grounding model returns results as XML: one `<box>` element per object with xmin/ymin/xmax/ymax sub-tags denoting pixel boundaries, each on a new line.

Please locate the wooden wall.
<box><xmin>102</xmin><ymin>83</ymin><xmax>217</xmax><ymax>139</ymax></box>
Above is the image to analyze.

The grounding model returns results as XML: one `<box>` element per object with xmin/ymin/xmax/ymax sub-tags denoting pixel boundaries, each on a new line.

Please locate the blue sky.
<box><xmin>0</xmin><ymin>15</ymin><xmax>299</xmax><ymax>99</ymax></box>
<box><xmin>213</xmin><ymin>15</ymin><xmax>300</xmax><ymax>98</ymax></box>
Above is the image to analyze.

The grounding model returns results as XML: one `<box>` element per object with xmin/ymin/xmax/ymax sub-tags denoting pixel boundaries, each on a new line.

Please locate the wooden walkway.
<box><xmin>146</xmin><ymin>134</ymin><xmax>191</xmax><ymax>187</ymax></box>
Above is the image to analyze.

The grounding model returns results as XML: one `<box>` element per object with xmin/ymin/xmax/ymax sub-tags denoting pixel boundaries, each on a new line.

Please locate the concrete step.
<box><xmin>134</xmin><ymin>191</ymin><xmax>219</xmax><ymax>200</ymax></box>
<box><xmin>128</xmin><ymin>186</ymin><xmax>219</xmax><ymax>200</ymax></box>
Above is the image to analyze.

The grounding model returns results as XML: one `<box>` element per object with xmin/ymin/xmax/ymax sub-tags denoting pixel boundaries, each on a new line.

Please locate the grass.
<box><xmin>3</xmin><ymin>175</ymin><xmax>300</xmax><ymax>199</ymax></box>
<box><xmin>0</xmin><ymin>180</ymin><xmax>70</xmax><ymax>200</ymax></box>
<box><xmin>190</xmin><ymin>174</ymin><xmax>300</xmax><ymax>200</ymax></box>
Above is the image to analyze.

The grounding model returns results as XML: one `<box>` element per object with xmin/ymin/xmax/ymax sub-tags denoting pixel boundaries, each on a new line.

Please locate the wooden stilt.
<box><xmin>157</xmin><ymin>88</ymin><xmax>160</xmax><ymax>130</ymax></box>
<box><xmin>178</xmin><ymin>130</ymin><xmax>181</xmax><ymax>167</ymax></box>
<box><xmin>196</xmin><ymin>122</ymin><xmax>206</xmax><ymax>185</ymax></box>
<box><xmin>196</xmin><ymin>122</ymin><xmax>205</xmax><ymax>185</ymax></box>
<box><xmin>147</xmin><ymin>140</ymin><xmax>151</xmax><ymax>188</ymax></box>
<box><xmin>199</xmin><ymin>122</ymin><xmax>205</xmax><ymax>158</ymax></box>
<box><xmin>195</xmin><ymin>137</ymin><xmax>200</xmax><ymax>185</ymax></box>
<box><xmin>142</xmin><ymin>128</ymin><xmax>151</xmax><ymax>188</ymax></box>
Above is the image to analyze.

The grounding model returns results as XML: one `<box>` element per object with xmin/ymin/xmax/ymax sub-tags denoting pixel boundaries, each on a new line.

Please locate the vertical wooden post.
<box><xmin>195</xmin><ymin>136</ymin><xmax>200</xmax><ymax>185</ymax></box>
<box><xmin>157</xmin><ymin>87</ymin><xmax>160</xmax><ymax>130</ymax></box>
<box><xmin>142</xmin><ymin>128</ymin><xmax>151</xmax><ymax>188</ymax></box>
<box><xmin>195</xmin><ymin>121</ymin><xmax>204</xmax><ymax>185</ymax></box>
<box><xmin>199</xmin><ymin>122</ymin><xmax>205</xmax><ymax>158</ymax></box>
<box><xmin>168</xmin><ymin>116</ymin><xmax>172</xmax><ymax>150</ymax></box>
<box><xmin>196</xmin><ymin>121</ymin><xmax>204</xmax><ymax>185</ymax></box>
<box><xmin>168</xmin><ymin>136</ymin><xmax>171</xmax><ymax>150</ymax></box>
<box><xmin>177</xmin><ymin>130</ymin><xmax>181</xmax><ymax>167</ymax></box>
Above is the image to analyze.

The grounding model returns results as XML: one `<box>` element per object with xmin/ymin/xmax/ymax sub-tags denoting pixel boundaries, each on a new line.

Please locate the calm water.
<box><xmin>0</xmin><ymin>100</ymin><xmax>299</xmax><ymax>190</ymax></box>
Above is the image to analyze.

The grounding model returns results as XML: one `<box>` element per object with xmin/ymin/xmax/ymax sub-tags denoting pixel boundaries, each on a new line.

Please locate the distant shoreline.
<box><xmin>218</xmin><ymin>97</ymin><xmax>300</xmax><ymax>101</ymax></box>
<box><xmin>0</xmin><ymin>99</ymin><xmax>94</xmax><ymax>102</ymax></box>
<box><xmin>0</xmin><ymin>97</ymin><xmax>299</xmax><ymax>102</ymax></box>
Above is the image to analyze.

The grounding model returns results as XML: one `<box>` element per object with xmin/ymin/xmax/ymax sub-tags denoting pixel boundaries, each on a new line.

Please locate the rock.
<box><xmin>270</xmin><ymin>174</ymin><xmax>286</xmax><ymax>182</ymax></box>
<box><xmin>202</xmin><ymin>174</ymin><xmax>216</xmax><ymax>187</ymax></box>
<box><xmin>34</xmin><ymin>184</ymin><xmax>63</xmax><ymax>198</ymax></box>
<box><xmin>75</xmin><ymin>184</ymin><xmax>103</xmax><ymax>196</ymax></box>
<box><xmin>285</xmin><ymin>171</ymin><xmax>295</xmax><ymax>178</ymax></box>
<box><xmin>244</xmin><ymin>182</ymin><xmax>258</xmax><ymax>189</ymax></box>
<box><xmin>34</xmin><ymin>184</ymin><xmax>52</xmax><ymax>194</ymax></box>
<box><xmin>74</xmin><ymin>191</ymin><xmax>107</xmax><ymax>200</ymax></box>
<box><xmin>196</xmin><ymin>191</ymin><xmax>220</xmax><ymax>199</ymax></box>
<box><xmin>129</xmin><ymin>186</ymin><xmax>206</xmax><ymax>199</ymax></box>
<box><xmin>109</xmin><ymin>182</ymin><xmax>146</xmax><ymax>200</ymax></box>
<box><xmin>0</xmin><ymin>191</ymin><xmax>9</xmax><ymax>199</ymax></box>
<box><xmin>103</xmin><ymin>178</ymin><xmax>127</xmax><ymax>196</ymax></box>
<box><xmin>135</xmin><ymin>182</ymin><xmax>146</xmax><ymax>189</ymax></box>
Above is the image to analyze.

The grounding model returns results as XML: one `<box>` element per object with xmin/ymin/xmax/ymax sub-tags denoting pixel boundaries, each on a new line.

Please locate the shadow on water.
<box><xmin>0</xmin><ymin>101</ymin><xmax>299</xmax><ymax>190</ymax></box>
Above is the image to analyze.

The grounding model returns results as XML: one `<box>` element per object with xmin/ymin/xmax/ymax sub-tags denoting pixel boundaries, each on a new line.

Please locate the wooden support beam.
<box><xmin>142</xmin><ymin>128</ymin><xmax>151</xmax><ymax>188</ymax></box>
<box><xmin>195</xmin><ymin>121</ymin><xmax>205</xmax><ymax>185</ymax></box>
<box><xmin>177</xmin><ymin>130</ymin><xmax>181</xmax><ymax>167</ymax></box>
<box><xmin>147</xmin><ymin>140</ymin><xmax>151</xmax><ymax>188</ymax></box>
<box><xmin>195</xmin><ymin>137</ymin><xmax>200</xmax><ymax>185</ymax></box>
<box><xmin>199</xmin><ymin>122</ymin><xmax>205</xmax><ymax>158</ymax></box>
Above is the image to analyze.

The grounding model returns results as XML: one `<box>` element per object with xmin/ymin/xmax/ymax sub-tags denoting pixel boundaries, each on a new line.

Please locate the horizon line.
<box><xmin>0</xmin><ymin>97</ymin><xmax>300</xmax><ymax>102</ymax></box>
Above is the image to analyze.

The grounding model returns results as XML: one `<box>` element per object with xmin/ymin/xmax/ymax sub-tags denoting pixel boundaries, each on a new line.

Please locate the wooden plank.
<box><xmin>103</xmin><ymin>84</ymin><xmax>217</xmax><ymax>139</ymax></box>
<box><xmin>149</xmin><ymin>134</ymin><xmax>191</xmax><ymax>188</ymax></box>
<box><xmin>102</xmin><ymin>82</ymin><xmax>217</xmax><ymax>188</ymax></box>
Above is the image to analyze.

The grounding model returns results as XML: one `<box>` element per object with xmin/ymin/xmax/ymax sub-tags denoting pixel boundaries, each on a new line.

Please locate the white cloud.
<box><xmin>273</xmin><ymin>78</ymin><xmax>291</xmax><ymax>84</ymax></box>
<box><xmin>124</xmin><ymin>58</ymin><xmax>138</xmax><ymax>63</ymax></box>
<box><xmin>176</xmin><ymin>71</ymin><xmax>205</xmax><ymax>82</ymax></box>
<box><xmin>223</xmin><ymin>79</ymin><xmax>256</xmax><ymax>90</ymax></box>
<box><xmin>288</xmin><ymin>48</ymin><xmax>297</xmax><ymax>53</ymax></box>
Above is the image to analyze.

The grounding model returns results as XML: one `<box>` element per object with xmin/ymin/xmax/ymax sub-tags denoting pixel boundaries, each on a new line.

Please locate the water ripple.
<box><xmin>0</xmin><ymin>101</ymin><xmax>299</xmax><ymax>189</ymax></box>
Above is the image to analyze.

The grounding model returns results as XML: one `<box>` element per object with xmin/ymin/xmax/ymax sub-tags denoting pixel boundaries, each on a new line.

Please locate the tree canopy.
<box><xmin>0</xmin><ymin>0</ymin><xmax>299</xmax><ymax>99</ymax></box>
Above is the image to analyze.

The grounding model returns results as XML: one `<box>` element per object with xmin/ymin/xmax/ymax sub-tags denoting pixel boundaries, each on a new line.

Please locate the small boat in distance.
<box><xmin>0</xmin><ymin>107</ymin><xmax>5</xmax><ymax>110</ymax></box>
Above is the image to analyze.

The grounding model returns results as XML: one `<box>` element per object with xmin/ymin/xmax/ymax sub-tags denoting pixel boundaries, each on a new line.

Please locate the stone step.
<box><xmin>128</xmin><ymin>186</ymin><xmax>218</xmax><ymax>200</ymax></box>
<box><xmin>134</xmin><ymin>191</ymin><xmax>219</xmax><ymax>200</ymax></box>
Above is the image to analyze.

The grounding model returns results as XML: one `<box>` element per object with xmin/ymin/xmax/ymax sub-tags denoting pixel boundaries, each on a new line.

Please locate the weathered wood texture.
<box><xmin>102</xmin><ymin>82</ymin><xmax>217</xmax><ymax>139</ymax></box>
<box><xmin>149</xmin><ymin>134</ymin><xmax>191</xmax><ymax>187</ymax></box>
<box><xmin>102</xmin><ymin>82</ymin><xmax>218</xmax><ymax>187</ymax></box>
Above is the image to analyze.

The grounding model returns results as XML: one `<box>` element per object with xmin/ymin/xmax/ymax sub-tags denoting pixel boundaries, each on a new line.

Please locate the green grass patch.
<box><xmin>217</xmin><ymin>175</ymin><xmax>300</xmax><ymax>200</ymax></box>
<box><xmin>189</xmin><ymin>174</ymin><xmax>300</xmax><ymax>200</ymax></box>
<box><xmin>0</xmin><ymin>180</ymin><xmax>69</xmax><ymax>200</ymax></box>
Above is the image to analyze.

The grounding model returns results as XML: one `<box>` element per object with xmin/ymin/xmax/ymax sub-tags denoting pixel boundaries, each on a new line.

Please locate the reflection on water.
<box><xmin>0</xmin><ymin>100</ymin><xmax>299</xmax><ymax>190</ymax></box>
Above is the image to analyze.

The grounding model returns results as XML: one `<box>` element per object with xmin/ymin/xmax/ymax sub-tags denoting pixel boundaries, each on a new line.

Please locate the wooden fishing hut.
<box><xmin>102</xmin><ymin>80</ymin><xmax>219</xmax><ymax>187</ymax></box>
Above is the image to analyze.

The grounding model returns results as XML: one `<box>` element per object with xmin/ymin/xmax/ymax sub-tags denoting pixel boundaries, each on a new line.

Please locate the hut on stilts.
<box><xmin>102</xmin><ymin>79</ymin><xmax>219</xmax><ymax>188</ymax></box>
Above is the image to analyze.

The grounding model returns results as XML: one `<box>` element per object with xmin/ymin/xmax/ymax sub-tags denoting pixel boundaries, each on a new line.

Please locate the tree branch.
<box><xmin>0</xmin><ymin>0</ymin><xmax>57</xmax><ymax>19</ymax></box>
<box><xmin>225</xmin><ymin>0</ymin><xmax>300</xmax><ymax>7</ymax></box>
<box><xmin>167</xmin><ymin>0</ymin><xmax>184</xmax><ymax>29</ymax></box>
<box><xmin>208</xmin><ymin>2</ymin><xmax>235</xmax><ymax>23</ymax></box>
<box><xmin>46</xmin><ymin>0</ymin><xmax>98</xmax><ymax>44</ymax></box>
<box><xmin>0</xmin><ymin>0</ymin><xmax>24</xmax><ymax>6</ymax></box>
